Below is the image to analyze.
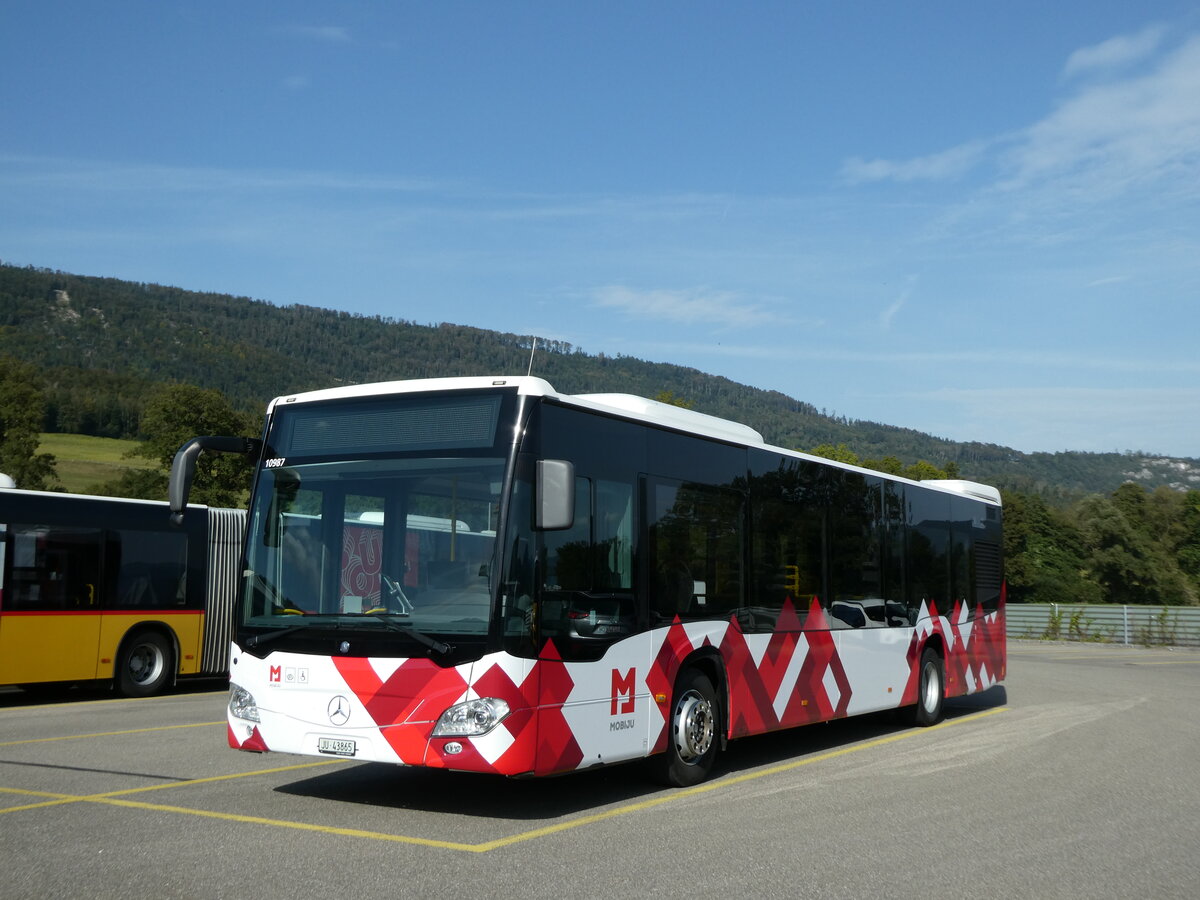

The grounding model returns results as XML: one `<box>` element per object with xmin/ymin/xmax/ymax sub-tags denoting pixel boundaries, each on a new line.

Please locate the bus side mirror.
<box><xmin>169</xmin><ymin>436</ymin><xmax>262</xmax><ymax>524</ymax></box>
<box><xmin>536</xmin><ymin>459</ymin><xmax>574</xmax><ymax>530</ymax></box>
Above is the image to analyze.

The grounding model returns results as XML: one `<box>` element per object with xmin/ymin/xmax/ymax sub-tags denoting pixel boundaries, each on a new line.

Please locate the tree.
<box><xmin>1178</xmin><ymin>492</ymin><xmax>1200</xmax><ymax>583</ymax></box>
<box><xmin>654</xmin><ymin>390</ymin><xmax>694</xmax><ymax>409</ymax></box>
<box><xmin>810</xmin><ymin>443</ymin><xmax>861</xmax><ymax>466</ymax></box>
<box><xmin>1002</xmin><ymin>490</ymin><xmax>1099</xmax><ymax>605</ymax></box>
<box><xmin>0</xmin><ymin>355</ymin><xmax>59</xmax><ymax>490</ymax></box>
<box><xmin>1074</xmin><ymin>491</ymin><xmax>1192</xmax><ymax>605</ymax></box>
<box><xmin>902</xmin><ymin>460</ymin><xmax>950</xmax><ymax>481</ymax></box>
<box><xmin>100</xmin><ymin>384</ymin><xmax>255</xmax><ymax>505</ymax></box>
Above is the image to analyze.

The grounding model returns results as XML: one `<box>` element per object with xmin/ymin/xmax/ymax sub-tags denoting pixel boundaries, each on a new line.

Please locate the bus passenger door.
<box><xmin>0</xmin><ymin>526</ymin><xmax>104</xmax><ymax>685</ymax></box>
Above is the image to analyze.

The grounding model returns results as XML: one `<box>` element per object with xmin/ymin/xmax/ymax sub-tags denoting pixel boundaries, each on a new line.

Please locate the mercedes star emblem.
<box><xmin>327</xmin><ymin>695</ymin><xmax>351</xmax><ymax>726</ymax></box>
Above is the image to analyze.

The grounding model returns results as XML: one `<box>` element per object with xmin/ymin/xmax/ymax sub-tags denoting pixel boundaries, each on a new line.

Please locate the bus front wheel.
<box><xmin>116</xmin><ymin>631</ymin><xmax>174</xmax><ymax>697</ymax></box>
<box><xmin>653</xmin><ymin>668</ymin><xmax>719</xmax><ymax>787</ymax></box>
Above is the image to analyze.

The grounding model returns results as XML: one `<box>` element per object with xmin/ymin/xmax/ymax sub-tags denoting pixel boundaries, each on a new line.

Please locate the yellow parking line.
<box><xmin>0</xmin><ymin>787</ymin><xmax>85</xmax><ymax>814</ymax></box>
<box><xmin>98</xmin><ymin>797</ymin><xmax>480</xmax><ymax>852</ymax></box>
<box><xmin>0</xmin><ymin>721</ymin><xmax>225</xmax><ymax>748</ymax></box>
<box><xmin>0</xmin><ymin>707</ymin><xmax>1006</xmax><ymax>852</ymax></box>
<box><xmin>0</xmin><ymin>759</ymin><xmax>344</xmax><ymax>815</ymax></box>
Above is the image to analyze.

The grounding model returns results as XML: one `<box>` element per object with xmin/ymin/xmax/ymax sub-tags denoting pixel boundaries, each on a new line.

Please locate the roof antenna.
<box><xmin>526</xmin><ymin>336</ymin><xmax>538</xmax><ymax>377</ymax></box>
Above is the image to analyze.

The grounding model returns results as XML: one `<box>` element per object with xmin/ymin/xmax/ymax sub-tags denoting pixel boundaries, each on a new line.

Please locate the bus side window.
<box><xmin>110</xmin><ymin>529</ymin><xmax>190</xmax><ymax>609</ymax></box>
<box><xmin>538</xmin><ymin>477</ymin><xmax>638</xmax><ymax>662</ymax></box>
<box><xmin>747</xmin><ymin>456</ymin><xmax>826</xmax><ymax>632</ymax></box>
<box><xmin>826</xmin><ymin>474</ymin><xmax>884</xmax><ymax>630</ymax></box>
<box><xmin>749</xmin><ymin>495</ymin><xmax>822</xmax><ymax>632</ymax></box>
<box><xmin>594</xmin><ymin>479</ymin><xmax>633</xmax><ymax>590</ymax></box>
<box><xmin>649</xmin><ymin>480</ymin><xmax>743</xmax><ymax>622</ymax></box>
<box><xmin>541</xmin><ymin>477</ymin><xmax>592</xmax><ymax>592</ymax></box>
<box><xmin>907</xmin><ymin>491</ymin><xmax>951</xmax><ymax>622</ymax></box>
<box><xmin>7</xmin><ymin>525</ymin><xmax>102</xmax><ymax>610</ymax></box>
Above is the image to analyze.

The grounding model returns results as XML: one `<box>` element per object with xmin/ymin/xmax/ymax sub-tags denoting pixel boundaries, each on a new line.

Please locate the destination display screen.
<box><xmin>272</xmin><ymin>392</ymin><xmax>505</xmax><ymax>457</ymax></box>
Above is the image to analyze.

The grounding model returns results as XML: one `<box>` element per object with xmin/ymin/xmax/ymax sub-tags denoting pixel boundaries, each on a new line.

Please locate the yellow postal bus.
<box><xmin>0</xmin><ymin>483</ymin><xmax>243</xmax><ymax>696</ymax></box>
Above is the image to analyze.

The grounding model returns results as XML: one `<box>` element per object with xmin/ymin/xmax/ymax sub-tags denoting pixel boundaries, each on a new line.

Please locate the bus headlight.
<box><xmin>229</xmin><ymin>684</ymin><xmax>261</xmax><ymax>723</ymax></box>
<box><xmin>432</xmin><ymin>697</ymin><xmax>510</xmax><ymax>737</ymax></box>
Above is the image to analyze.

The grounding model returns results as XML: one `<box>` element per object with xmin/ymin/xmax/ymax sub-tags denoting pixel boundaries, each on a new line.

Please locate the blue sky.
<box><xmin>3</xmin><ymin>2</ymin><xmax>1199</xmax><ymax>457</ymax></box>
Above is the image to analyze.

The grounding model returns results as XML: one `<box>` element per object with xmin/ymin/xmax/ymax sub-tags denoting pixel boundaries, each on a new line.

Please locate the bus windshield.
<box><xmin>244</xmin><ymin>456</ymin><xmax>504</xmax><ymax>640</ymax></box>
<box><xmin>240</xmin><ymin>391</ymin><xmax>515</xmax><ymax>650</ymax></box>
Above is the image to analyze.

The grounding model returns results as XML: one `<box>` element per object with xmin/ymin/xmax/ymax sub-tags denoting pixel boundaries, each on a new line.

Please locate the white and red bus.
<box><xmin>171</xmin><ymin>376</ymin><xmax>1005</xmax><ymax>785</ymax></box>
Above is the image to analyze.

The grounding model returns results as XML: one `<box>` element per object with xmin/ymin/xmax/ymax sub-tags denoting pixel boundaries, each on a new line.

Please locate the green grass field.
<box><xmin>37</xmin><ymin>433</ymin><xmax>157</xmax><ymax>494</ymax></box>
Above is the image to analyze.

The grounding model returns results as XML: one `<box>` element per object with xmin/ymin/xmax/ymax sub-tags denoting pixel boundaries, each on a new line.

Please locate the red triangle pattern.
<box><xmin>902</xmin><ymin>592</ymin><xmax>1008</xmax><ymax>705</ymax></box>
<box><xmin>269</xmin><ymin>590</ymin><xmax>1009</xmax><ymax>776</ymax></box>
<box><xmin>526</xmin><ymin>641</ymin><xmax>585</xmax><ymax>775</ymax></box>
<box><xmin>332</xmin><ymin>655</ymin><xmax>469</xmax><ymax>764</ymax></box>
<box><xmin>227</xmin><ymin>722</ymin><xmax>269</xmax><ymax>752</ymax></box>
<box><xmin>645</xmin><ymin>617</ymin><xmax>705</xmax><ymax>753</ymax></box>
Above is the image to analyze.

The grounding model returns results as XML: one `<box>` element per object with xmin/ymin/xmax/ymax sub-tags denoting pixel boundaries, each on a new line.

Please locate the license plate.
<box><xmin>318</xmin><ymin>737</ymin><xmax>356</xmax><ymax>757</ymax></box>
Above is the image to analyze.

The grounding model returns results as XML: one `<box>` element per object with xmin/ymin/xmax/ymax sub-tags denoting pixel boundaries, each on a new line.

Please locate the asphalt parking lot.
<box><xmin>2</xmin><ymin>641</ymin><xmax>1198</xmax><ymax>900</ymax></box>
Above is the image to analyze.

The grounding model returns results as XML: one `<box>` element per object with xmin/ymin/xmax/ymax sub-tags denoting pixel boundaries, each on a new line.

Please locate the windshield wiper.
<box><xmin>244</xmin><ymin>620</ymin><xmax>335</xmax><ymax>649</ymax></box>
<box><xmin>366</xmin><ymin>613</ymin><xmax>454</xmax><ymax>656</ymax></box>
<box><xmin>243</xmin><ymin>613</ymin><xmax>453</xmax><ymax>657</ymax></box>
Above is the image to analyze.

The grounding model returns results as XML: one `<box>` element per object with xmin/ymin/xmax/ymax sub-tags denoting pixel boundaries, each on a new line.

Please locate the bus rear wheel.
<box><xmin>117</xmin><ymin>631</ymin><xmax>174</xmax><ymax>697</ymax></box>
<box><xmin>653</xmin><ymin>668</ymin><xmax>719</xmax><ymax>787</ymax></box>
<box><xmin>908</xmin><ymin>646</ymin><xmax>945</xmax><ymax>726</ymax></box>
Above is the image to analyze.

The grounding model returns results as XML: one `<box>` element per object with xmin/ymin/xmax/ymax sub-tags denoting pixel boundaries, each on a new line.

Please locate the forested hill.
<box><xmin>2</xmin><ymin>262</ymin><xmax>1196</xmax><ymax>499</ymax></box>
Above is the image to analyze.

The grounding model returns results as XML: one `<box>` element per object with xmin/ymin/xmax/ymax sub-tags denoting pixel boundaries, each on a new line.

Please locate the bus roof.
<box><xmin>0</xmin><ymin>484</ymin><xmax>213</xmax><ymax>510</ymax></box>
<box><xmin>266</xmin><ymin>376</ymin><xmax>1001</xmax><ymax>506</ymax></box>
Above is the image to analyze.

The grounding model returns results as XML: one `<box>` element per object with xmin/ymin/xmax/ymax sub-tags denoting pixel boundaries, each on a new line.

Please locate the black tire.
<box><xmin>652</xmin><ymin>669</ymin><xmax>720</xmax><ymax>787</ymax></box>
<box><xmin>116</xmin><ymin>631</ymin><xmax>174</xmax><ymax>697</ymax></box>
<box><xmin>909</xmin><ymin>646</ymin><xmax>945</xmax><ymax>726</ymax></box>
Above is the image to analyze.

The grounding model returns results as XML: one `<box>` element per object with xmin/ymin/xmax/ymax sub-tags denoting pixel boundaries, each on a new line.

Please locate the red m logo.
<box><xmin>610</xmin><ymin>667</ymin><xmax>636</xmax><ymax>715</ymax></box>
<box><xmin>269</xmin><ymin>665</ymin><xmax>281</xmax><ymax>683</ymax></box>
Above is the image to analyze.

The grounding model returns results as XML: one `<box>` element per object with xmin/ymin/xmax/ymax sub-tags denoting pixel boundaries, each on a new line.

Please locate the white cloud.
<box><xmin>591</xmin><ymin>285</ymin><xmax>783</xmax><ymax>329</ymax></box>
<box><xmin>840</xmin><ymin>140</ymin><xmax>988</xmax><ymax>184</ymax></box>
<box><xmin>1062</xmin><ymin>24</ymin><xmax>1166</xmax><ymax>79</ymax></box>
<box><xmin>879</xmin><ymin>280</ymin><xmax>915</xmax><ymax>330</ymax></box>
<box><xmin>840</xmin><ymin>27</ymin><xmax>1200</xmax><ymax>207</ymax></box>
<box><xmin>1084</xmin><ymin>275</ymin><xmax>1130</xmax><ymax>288</ymax></box>
<box><xmin>1003</xmin><ymin>34</ymin><xmax>1200</xmax><ymax>194</ymax></box>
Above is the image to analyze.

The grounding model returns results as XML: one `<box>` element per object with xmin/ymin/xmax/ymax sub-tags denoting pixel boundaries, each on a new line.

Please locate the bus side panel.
<box><xmin>0</xmin><ymin>612</ymin><xmax>103</xmax><ymax>684</ymax></box>
<box><xmin>541</xmin><ymin>631</ymin><xmax>661</xmax><ymax>775</ymax></box>
<box><xmin>901</xmin><ymin>596</ymin><xmax>1007</xmax><ymax>705</ymax></box>
<box><xmin>651</xmin><ymin>595</ymin><xmax>1007</xmax><ymax>750</ymax></box>
<box><xmin>229</xmin><ymin>598</ymin><xmax>1007</xmax><ymax>776</ymax></box>
<box><xmin>97</xmin><ymin>611</ymin><xmax>205</xmax><ymax>678</ymax></box>
<box><xmin>941</xmin><ymin>593</ymin><xmax>1007</xmax><ymax>700</ymax></box>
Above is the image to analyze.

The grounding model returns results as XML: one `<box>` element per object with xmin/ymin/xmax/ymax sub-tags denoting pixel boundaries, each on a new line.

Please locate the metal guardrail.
<box><xmin>1006</xmin><ymin>603</ymin><xmax>1200</xmax><ymax>648</ymax></box>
